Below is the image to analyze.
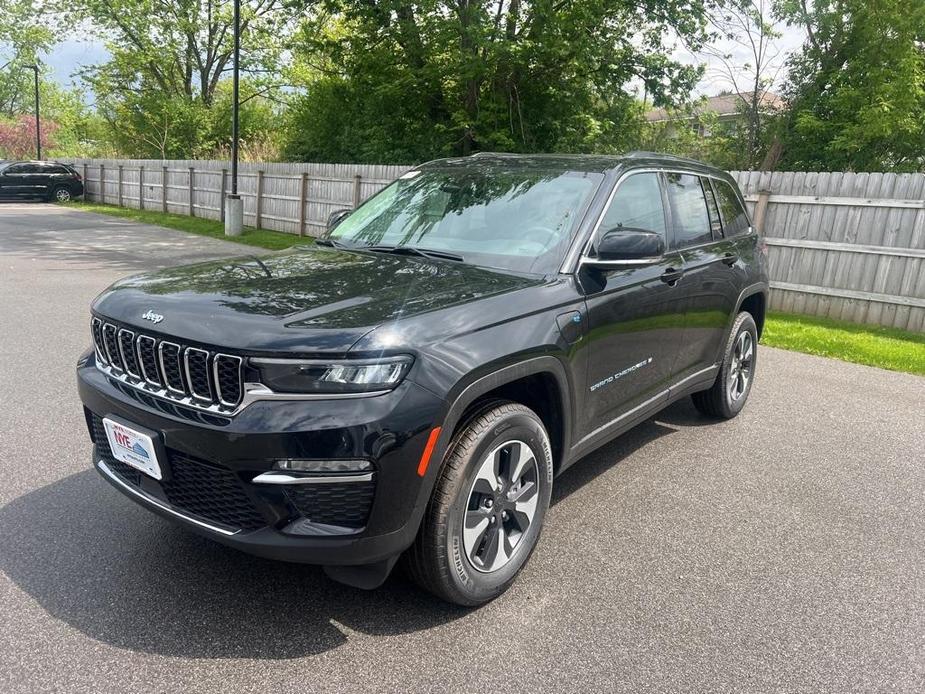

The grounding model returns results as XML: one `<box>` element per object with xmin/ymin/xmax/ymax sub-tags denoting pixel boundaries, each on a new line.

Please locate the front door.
<box><xmin>0</xmin><ymin>163</ymin><xmax>34</xmax><ymax>198</ymax></box>
<box><xmin>578</xmin><ymin>172</ymin><xmax>686</xmax><ymax>441</ymax></box>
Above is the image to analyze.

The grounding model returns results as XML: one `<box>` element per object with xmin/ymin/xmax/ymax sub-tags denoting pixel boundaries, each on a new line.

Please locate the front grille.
<box><xmin>91</xmin><ymin>318</ymin><xmax>244</xmax><ymax>411</ymax></box>
<box><xmin>90</xmin><ymin>414</ymin><xmax>265</xmax><ymax>531</ymax></box>
<box><xmin>285</xmin><ymin>480</ymin><xmax>375</xmax><ymax>529</ymax></box>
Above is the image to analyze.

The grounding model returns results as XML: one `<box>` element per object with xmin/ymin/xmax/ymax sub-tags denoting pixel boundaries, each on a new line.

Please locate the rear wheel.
<box><xmin>405</xmin><ymin>401</ymin><xmax>553</xmax><ymax>606</ymax></box>
<box><xmin>51</xmin><ymin>186</ymin><xmax>72</xmax><ymax>203</ymax></box>
<box><xmin>691</xmin><ymin>311</ymin><xmax>758</xmax><ymax>419</ymax></box>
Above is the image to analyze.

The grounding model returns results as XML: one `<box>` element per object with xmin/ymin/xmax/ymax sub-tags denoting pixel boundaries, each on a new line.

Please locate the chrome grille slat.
<box><xmin>91</xmin><ymin>318</ymin><xmax>244</xmax><ymax>414</ymax></box>
<box><xmin>184</xmin><ymin>347</ymin><xmax>213</xmax><ymax>402</ymax></box>
<box><xmin>102</xmin><ymin>323</ymin><xmax>123</xmax><ymax>371</ymax></box>
<box><xmin>118</xmin><ymin>329</ymin><xmax>140</xmax><ymax>378</ymax></box>
<box><xmin>213</xmin><ymin>355</ymin><xmax>244</xmax><ymax>407</ymax></box>
<box><xmin>158</xmin><ymin>341</ymin><xmax>186</xmax><ymax>394</ymax></box>
<box><xmin>137</xmin><ymin>335</ymin><xmax>161</xmax><ymax>386</ymax></box>
<box><xmin>91</xmin><ymin>317</ymin><xmax>108</xmax><ymax>365</ymax></box>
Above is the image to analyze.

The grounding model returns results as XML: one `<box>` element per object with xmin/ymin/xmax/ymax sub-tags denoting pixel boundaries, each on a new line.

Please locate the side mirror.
<box><xmin>591</xmin><ymin>227</ymin><xmax>665</xmax><ymax>263</ymax></box>
<box><xmin>327</xmin><ymin>208</ymin><xmax>352</xmax><ymax>232</ymax></box>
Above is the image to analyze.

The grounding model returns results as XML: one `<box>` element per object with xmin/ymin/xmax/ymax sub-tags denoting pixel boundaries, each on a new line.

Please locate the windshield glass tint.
<box><xmin>329</xmin><ymin>168</ymin><xmax>603</xmax><ymax>274</ymax></box>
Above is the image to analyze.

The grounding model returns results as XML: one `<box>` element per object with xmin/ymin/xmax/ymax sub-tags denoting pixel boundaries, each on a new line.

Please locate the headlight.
<box><xmin>250</xmin><ymin>356</ymin><xmax>413</xmax><ymax>394</ymax></box>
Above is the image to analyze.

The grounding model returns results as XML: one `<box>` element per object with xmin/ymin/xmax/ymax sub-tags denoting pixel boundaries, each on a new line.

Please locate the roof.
<box><xmin>421</xmin><ymin>151</ymin><xmax>728</xmax><ymax>177</ymax></box>
<box><xmin>646</xmin><ymin>91</ymin><xmax>785</xmax><ymax>123</ymax></box>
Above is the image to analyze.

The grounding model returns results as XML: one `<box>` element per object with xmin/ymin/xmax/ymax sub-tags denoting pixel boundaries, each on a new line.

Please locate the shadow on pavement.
<box><xmin>0</xmin><ymin>400</ymin><xmax>691</xmax><ymax>660</ymax></box>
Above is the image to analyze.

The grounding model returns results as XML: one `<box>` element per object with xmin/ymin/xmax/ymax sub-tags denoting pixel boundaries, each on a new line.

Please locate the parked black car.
<box><xmin>0</xmin><ymin>160</ymin><xmax>84</xmax><ymax>201</ymax></box>
<box><xmin>77</xmin><ymin>152</ymin><xmax>768</xmax><ymax>605</ymax></box>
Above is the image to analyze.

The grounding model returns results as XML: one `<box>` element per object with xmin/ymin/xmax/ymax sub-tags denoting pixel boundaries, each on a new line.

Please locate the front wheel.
<box><xmin>691</xmin><ymin>311</ymin><xmax>758</xmax><ymax>419</ymax></box>
<box><xmin>405</xmin><ymin>401</ymin><xmax>553</xmax><ymax>606</ymax></box>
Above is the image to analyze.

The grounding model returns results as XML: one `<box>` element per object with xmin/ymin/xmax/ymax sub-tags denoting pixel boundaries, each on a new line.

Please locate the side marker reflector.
<box><xmin>417</xmin><ymin>427</ymin><xmax>442</xmax><ymax>477</ymax></box>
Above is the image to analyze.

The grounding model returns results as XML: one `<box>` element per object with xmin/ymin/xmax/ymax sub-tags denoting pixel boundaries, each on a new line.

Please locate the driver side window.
<box><xmin>598</xmin><ymin>173</ymin><xmax>667</xmax><ymax>243</ymax></box>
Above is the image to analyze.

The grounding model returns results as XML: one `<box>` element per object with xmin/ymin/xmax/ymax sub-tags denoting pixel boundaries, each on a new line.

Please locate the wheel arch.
<box><xmin>432</xmin><ymin>357</ymin><xmax>572</xmax><ymax>478</ymax></box>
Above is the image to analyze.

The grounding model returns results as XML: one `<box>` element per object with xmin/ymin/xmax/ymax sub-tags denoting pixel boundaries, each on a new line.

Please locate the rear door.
<box><xmin>578</xmin><ymin>172</ymin><xmax>686</xmax><ymax>440</ymax></box>
<box><xmin>36</xmin><ymin>162</ymin><xmax>69</xmax><ymax>197</ymax></box>
<box><xmin>665</xmin><ymin>173</ymin><xmax>739</xmax><ymax>384</ymax></box>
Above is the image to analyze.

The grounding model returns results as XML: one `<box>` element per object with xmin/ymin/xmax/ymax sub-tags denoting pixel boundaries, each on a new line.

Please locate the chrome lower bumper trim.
<box><xmin>251</xmin><ymin>471</ymin><xmax>375</xmax><ymax>485</ymax></box>
<box><xmin>96</xmin><ymin>460</ymin><xmax>241</xmax><ymax>536</ymax></box>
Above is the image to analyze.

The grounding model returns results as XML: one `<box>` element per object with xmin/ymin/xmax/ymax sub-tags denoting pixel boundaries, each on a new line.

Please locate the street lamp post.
<box><xmin>22</xmin><ymin>64</ymin><xmax>41</xmax><ymax>160</ymax></box>
<box><xmin>224</xmin><ymin>0</ymin><xmax>243</xmax><ymax>236</ymax></box>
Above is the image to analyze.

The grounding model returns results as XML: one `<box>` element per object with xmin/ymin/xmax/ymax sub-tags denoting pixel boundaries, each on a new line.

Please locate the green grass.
<box><xmin>764</xmin><ymin>311</ymin><xmax>925</xmax><ymax>376</ymax></box>
<box><xmin>64</xmin><ymin>203</ymin><xmax>925</xmax><ymax>375</ymax></box>
<box><xmin>67</xmin><ymin>201</ymin><xmax>318</xmax><ymax>251</ymax></box>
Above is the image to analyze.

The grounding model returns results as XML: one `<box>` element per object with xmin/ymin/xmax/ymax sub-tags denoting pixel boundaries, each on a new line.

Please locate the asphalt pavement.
<box><xmin>1</xmin><ymin>202</ymin><xmax>923</xmax><ymax>693</ymax></box>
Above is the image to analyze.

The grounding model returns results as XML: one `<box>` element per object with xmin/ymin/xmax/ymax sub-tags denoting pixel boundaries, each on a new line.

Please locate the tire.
<box><xmin>405</xmin><ymin>401</ymin><xmax>554</xmax><ymax>606</ymax></box>
<box><xmin>51</xmin><ymin>186</ymin><xmax>73</xmax><ymax>203</ymax></box>
<box><xmin>691</xmin><ymin>311</ymin><xmax>758</xmax><ymax>419</ymax></box>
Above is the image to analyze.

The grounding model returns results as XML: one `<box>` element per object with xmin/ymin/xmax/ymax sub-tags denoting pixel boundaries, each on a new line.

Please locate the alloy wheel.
<box><xmin>463</xmin><ymin>440</ymin><xmax>539</xmax><ymax>573</ymax></box>
<box><xmin>728</xmin><ymin>330</ymin><xmax>754</xmax><ymax>401</ymax></box>
<box><xmin>55</xmin><ymin>188</ymin><xmax>71</xmax><ymax>202</ymax></box>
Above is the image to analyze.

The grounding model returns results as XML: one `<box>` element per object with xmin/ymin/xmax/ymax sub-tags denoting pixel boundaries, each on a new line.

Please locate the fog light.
<box><xmin>274</xmin><ymin>459</ymin><xmax>373</xmax><ymax>474</ymax></box>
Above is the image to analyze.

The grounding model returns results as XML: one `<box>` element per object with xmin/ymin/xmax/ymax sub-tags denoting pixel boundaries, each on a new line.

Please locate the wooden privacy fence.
<box><xmin>731</xmin><ymin>171</ymin><xmax>924</xmax><ymax>332</ymax></box>
<box><xmin>66</xmin><ymin>159</ymin><xmax>410</xmax><ymax>237</ymax></box>
<box><xmin>66</xmin><ymin>159</ymin><xmax>923</xmax><ymax>331</ymax></box>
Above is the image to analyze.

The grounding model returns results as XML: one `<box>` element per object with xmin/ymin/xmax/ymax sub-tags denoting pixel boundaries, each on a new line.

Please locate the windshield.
<box><xmin>328</xmin><ymin>168</ymin><xmax>603</xmax><ymax>274</ymax></box>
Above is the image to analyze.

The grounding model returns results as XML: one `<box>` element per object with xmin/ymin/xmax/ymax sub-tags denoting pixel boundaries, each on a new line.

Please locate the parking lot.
<box><xmin>1</xmin><ymin>202</ymin><xmax>923</xmax><ymax>693</ymax></box>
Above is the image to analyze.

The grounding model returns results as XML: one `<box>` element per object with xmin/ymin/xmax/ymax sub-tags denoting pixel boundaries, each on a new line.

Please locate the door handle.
<box><xmin>660</xmin><ymin>267</ymin><xmax>684</xmax><ymax>285</ymax></box>
<box><xmin>721</xmin><ymin>252</ymin><xmax>739</xmax><ymax>266</ymax></box>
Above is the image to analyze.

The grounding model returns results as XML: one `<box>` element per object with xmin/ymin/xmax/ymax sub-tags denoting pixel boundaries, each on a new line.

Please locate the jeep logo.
<box><xmin>141</xmin><ymin>310</ymin><xmax>164</xmax><ymax>324</ymax></box>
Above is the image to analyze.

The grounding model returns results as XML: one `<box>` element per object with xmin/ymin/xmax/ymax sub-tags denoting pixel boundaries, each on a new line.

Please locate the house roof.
<box><xmin>646</xmin><ymin>91</ymin><xmax>785</xmax><ymax>123</ymax></box>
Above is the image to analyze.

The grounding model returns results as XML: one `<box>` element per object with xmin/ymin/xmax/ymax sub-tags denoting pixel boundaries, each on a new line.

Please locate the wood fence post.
<box><xmin>117</xmin><ymin>165</ymin><xmax>123</xmax><ymax>206</ymax></box>
<box><xmin>139</xmin><ymin>165</ymin><xmax>144</xmax><ymax>209</ymax></box>
<box><xmin>753</xmin><ymin>189</ymin><xmax>772</xmax><ymax>234</ymax></box>
<box><xmin>188</xmin><ymin>166</ymin><xmax>195</xmax><ymax>217</ymax></box>
<box><xmin>162</xmin><ymin>166</ymin><xmax>168</xmax><ymax>212</ymax></box>
<box><xmin>220</xmin><ymin>168</ymin><xmax>227</xmax><ymax>222</ymax></box>
<box><xmin>99</xmin><ymin>164</ymin><xmax>105</xmax><ymax>203</ymax></box>
<box><xmin>256</xmin><ymin>169</ymin><xmax>264</xmax><ymax>229</ymax></box>
<box><xmin>352</xmin><ymin>174</ymin><xmax>362</xmax><ymax>208</ymax></box>
<box><xmin>82</xmin><ymin>163</ymin><xmax>88</xmax><ymax>199</ymax></box>
<box><xmin>298</xmin><ymin>172</ymin><xmax>308</xmax><ymax>236</ymax></box>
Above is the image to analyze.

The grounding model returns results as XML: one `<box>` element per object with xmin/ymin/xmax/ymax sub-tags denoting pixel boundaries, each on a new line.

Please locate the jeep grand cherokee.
<box><xmin>77</xmin><ymin>152</ymin><xmax>768</xmax><ymax>606</ymax></box>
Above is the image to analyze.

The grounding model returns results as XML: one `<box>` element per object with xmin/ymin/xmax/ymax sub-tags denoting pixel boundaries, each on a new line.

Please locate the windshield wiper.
<box><xmin>314</xmin><ymin>238</ymin><xmax>351</xmax><ymax>248</ymax></box>
<box><xmin>364</xmin><ymin>245</ymin><xmax>464</xmax><ymax>262</ymax></box>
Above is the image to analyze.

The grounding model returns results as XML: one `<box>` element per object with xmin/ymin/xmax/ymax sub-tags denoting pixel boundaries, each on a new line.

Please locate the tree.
<box><xmin>0</xmin><ymin>113</ymin><xmax>58</xmax><ymax>158</ymax></box>
<box><xmin>776</xmin><ymin>0</ymin><xmax>925</xmax><ymax>171</ymax></box>
<box><xmin>703</xmin><ymin>0</ymin><xmax>784</xmax><ymax>168</ymax></box>
<box><xmin>71</xmin><ymin>0</ymin><xmax>299</xmax><ymax>157</ymax></box>
<box><xmin>284</xmin><ymin>0</ymin><xmax>715</xmax><ymax>163</ymax></box>
<box><xmin>0</xmin><ymin>0</ymin><xmax>57</xmax><ymax>117</ymax></box>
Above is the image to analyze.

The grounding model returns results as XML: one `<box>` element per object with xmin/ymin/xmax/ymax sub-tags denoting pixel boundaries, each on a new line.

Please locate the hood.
<box><xmin>91</xmin><ymin>246</ymin><xmax>542</xmax><ymax>354</ymax></box>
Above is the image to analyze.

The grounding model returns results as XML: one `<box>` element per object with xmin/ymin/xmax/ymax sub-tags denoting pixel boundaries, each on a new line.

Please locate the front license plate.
<box><xmin>102</xmin><ymin>417</ymin><xmax>162</xmax><ymax>480</ymax></box>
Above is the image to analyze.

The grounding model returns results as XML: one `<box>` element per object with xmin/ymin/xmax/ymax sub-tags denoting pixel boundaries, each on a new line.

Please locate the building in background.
<box><xmin>647</xmin><ymin>91</ymin><xmax>785</xmax><ymax>138</ymax></box>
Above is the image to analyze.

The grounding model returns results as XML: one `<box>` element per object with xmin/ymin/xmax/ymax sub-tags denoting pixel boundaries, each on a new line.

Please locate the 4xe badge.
<box><xmin>142</xmin><ymin>309</ymin><xmax>164</xmax><ymax>324</ymax></box>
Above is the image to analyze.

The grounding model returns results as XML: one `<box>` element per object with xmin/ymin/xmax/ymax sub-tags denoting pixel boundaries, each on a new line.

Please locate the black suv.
<box><xmin>77</xmin><ymin>152</ymin><xmax>768</xmax><ymax>605</ymax></box>
<box><xmin>0</xmin><ymin>160</ymin><xmax>84</xmax><ymax>201</ymax></box>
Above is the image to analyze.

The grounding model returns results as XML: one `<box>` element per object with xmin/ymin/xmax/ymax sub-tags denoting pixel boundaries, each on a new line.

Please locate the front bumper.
<box><xmin>78</xmin><ymin>351</ymin><xmax>445</xmax><ymax>567</ymax></box>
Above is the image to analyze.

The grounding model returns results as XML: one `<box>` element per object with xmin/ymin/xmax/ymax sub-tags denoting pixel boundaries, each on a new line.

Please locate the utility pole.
<box><xmin>23</xmin><ymin>64</ymin><xmax>41</xmax><ymax>160</ymax></box>
<box><xmin>224</xmin><ymin>0</ymin><xmax>243</xmax><ymax>235</ymax></box>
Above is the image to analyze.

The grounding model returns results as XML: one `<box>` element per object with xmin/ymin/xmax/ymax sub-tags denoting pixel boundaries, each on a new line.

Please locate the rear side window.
<box><xmin>702</xmin><ymin>179</ymin><xmax>723</xmax><ymax>239</ymax></box>
<box><xmin>44</xmin><ymin>164</ymin><xmax>69</xmax><ymax>174</ymax></box>
<box><xmin>598</xmin><ymin>173</ymin><xmax>667</xmax><ymax>239</ymax></box>
<box><xmin>714</xmin><ymin>180</ymin><xmax>750</xmax><ymax>236</ymax></box>
<box><xmin>665</xmin><ymin>172</ymin><xmax>712</xmax><ymax>248</ymax></box>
